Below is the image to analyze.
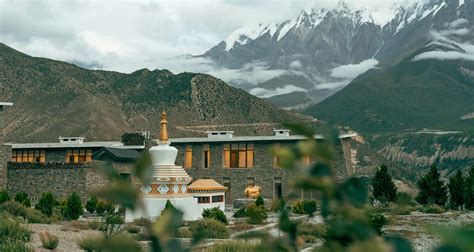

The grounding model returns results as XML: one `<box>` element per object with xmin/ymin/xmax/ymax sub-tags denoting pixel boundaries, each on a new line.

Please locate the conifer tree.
<box><xmin>465</xmin><ymin>166</ymin><xmax>474</xmax><ymax>210</ymax></box>
<box><xmin>371</xmin><ymin>165</ymin><xmax>397</xmax><ymax>202</ymax></box>
<box><xmin>416</xmin><ymin>165</ymin><xmax>447</xmax><ymax>206</ymax></box>
<box><xmin>448</xmin><ymin>170</ymin><xmax>465</xmax><ymax>210</ymax></box>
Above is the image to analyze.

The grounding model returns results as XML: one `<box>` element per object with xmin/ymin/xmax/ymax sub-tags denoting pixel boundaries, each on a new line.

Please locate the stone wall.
<box><xmin>0</xmin><ymin>106</ymin><xmax>7</xmax><ymax>190</ymax></box>
<box><xmin>172</xmin><ymin>140</ymin><xmax>345</xmax><ymax>202</ymax></box>
<box><xmin>6</xmin><ymin>160</ymin><xmax>134</xmax><ymax>204</ymax></box>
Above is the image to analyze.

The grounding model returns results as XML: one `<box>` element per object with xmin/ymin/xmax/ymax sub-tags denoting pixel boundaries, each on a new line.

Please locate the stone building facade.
<box><xmin>171</xmin><ymin>131</ymin><xmax>355</xmax><ymax>204</ymax></box>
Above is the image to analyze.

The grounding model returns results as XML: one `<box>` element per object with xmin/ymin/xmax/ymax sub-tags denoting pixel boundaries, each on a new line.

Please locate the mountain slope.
<box><xmin>199</xmin><ymin>0</ymin><xmax>473</xmax><ymax>108</ymax></box>
<box><xmin>305</xmin><ymin>44</ymin><xmax>474</xmax><ymax>133</ymax></box>
<box><xmin>0</xmin><ymin>43</ymin><xmax>309</xmax><ymax>142</ymax></box>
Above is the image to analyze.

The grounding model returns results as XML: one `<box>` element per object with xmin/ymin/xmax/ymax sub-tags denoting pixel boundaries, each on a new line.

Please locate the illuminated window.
<box><xmin>212</xmin><ymin>195</ymin><xmax>224</xmax><ymax>203</ymax></box>
<box><xmin>66</xmin><ymin>149</ymin><xmax>92</xmax><ymax>163</ymax></box>
<box><xmin>273</xmin><ymin>143</ymin><xmax>281</xmax><ymax>168</ymax></box>
<box><xmin>203</xmin><ymin>144</ymin><xmax>211</xmax><ymax>168</ymax></box>
<box><xmin>223</xmin><ymin>143</ymin><xmax>254</xmax><ymax>168</ymax></box>
<box><xmin>11</xmin><ymin>149</ymin><xmax>46</xmax><ymax>163</ymax></box>
<box><xmin>185</xmin><ymin>145</ymin><xmax>192</xmax><ymax>168</ymax></box>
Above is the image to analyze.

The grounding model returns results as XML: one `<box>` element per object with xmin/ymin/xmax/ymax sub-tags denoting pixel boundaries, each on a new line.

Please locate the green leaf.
<box><xmin>133</xmin><ymin>152</ymin><xmax>153</xmax><ymax>185</ymax></box>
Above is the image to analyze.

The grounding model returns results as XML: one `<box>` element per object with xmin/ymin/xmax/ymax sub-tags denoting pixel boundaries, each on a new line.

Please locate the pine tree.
<box><xmin>65</xmin><ymin>192</ymin><xmax>83</xmax><ymax>220</ymax></box>
<box><xmin>371</xmin><ymin>165</ymin><xmax>397</xmax><ymax>202</ymax></box>
<box><xmin>448</xmin><ymin>170</ymin><xmax>465</xmax><ymax>210</ymax></box>
<box><xmin>416</xmin><ymin>165</ymin><xmax>447</xmax><ymax>206</ymax></box>
<box><xmin>465</xmin><ymin>166</ymin><xmax>474</xmax><ymax>210</ymax></box>
<box><xmin>36</xmin><ymin>192</ymin><xmax>56</xmax><ymax>217</ymax></box>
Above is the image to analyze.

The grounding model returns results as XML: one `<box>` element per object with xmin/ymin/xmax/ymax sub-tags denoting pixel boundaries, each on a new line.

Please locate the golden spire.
<box><xmin>159</xmin><ymin>111</ymin><xmax>169</xmax><ymax>144</ymax></box>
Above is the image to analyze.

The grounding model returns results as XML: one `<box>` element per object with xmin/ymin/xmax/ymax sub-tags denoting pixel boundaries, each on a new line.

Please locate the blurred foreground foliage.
<box><xmin>90</xmin><ymin>123</ymin><xmax>473</xmax><ymax>252</ymax></box>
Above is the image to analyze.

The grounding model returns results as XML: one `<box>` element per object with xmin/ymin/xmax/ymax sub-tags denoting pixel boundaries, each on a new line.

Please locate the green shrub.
<box><xmin>298</xmin><ymin>222</ymin><xmax>327</xmax><ymax>238</ymax></box>
<box><xmin>292</xmin><ymin>200</ymin><xmax>317</xmax><ymax>215</ymax></box>
<box><xmin>206</xmin><ymin>240</ymin><xmax>265</xmax><ymax>252</ymax></box>
<box><xmin>127</xmin><ymin>225</ymin><xmax>141</xmax><ymax>234</ymax></box>
<box><xmin>105</xmin><ymin>202</ymin><xmax>115</xmax><ymax>214</ymax></box>
<box><xmin>418</xmin><ymin>204</ymin><xmax>446</xmax><ymax>214</ymax></box>
<box><xmin>100</xmin><ymin>214</ymin><xmax>125</xmax><ymax>237</ymax></box>
<box><xmin>64</xmin><ymin>192</ymin><xmax>83</xmax><ymax>220</ymax></box>
<box><xmin>88</xmin><ymin>220</ymin><xmax>101</xmax><ymax>230</ymax></box>
<box><xmin>270</xmin><ymin>198</ymin><xmax>285</xmax><ymax>212</ymax></box>
<box><xmin>202</xmin><ymin>207</ymin><xmax>228</xmax><ymax>224</ymax></box>
<box><xmin>367</xmin><ymin>212</ymin><xmax>388</xmax><ymax>234</ymax></box>
<box><xmin>0</xmin><ymin>213</ymin><xmax>31</xmax><ymax>244</ymax></box>
<box><xmin>0</xmin><ymin>243</ymin><xmax>34</xmax><ymax>252</ymax></box>
<box><xmin>246</xmin><ymin>204</ymin><xmax>267</xmax><ymax>225</ymax></box>
<box><xmin>233</xmin><ymin>207</ymin><xmax>247</xmax><ymax>218</ymax></box>
<box><xmin>0</xmin><ymin>201</ymin><xmax>51</xmax><ymax>223</ymax></box>
<box><xmin>132</xmin><ymin>217</ymin><xmax>150</xmax><ymax>227</ymax></box>
<box><xmin>175</xmin><ymin>227</ymin><xmax>192</xmax><ymax>238</ymax></box>
<box><xmin>396</xmin><ymin>192</ymin><xmax>414</xmax><ymax>206</ymax></box>
<box><xmin>39</xmin><ymin>231</ymin><xmax>59</xmax><ymax>250</ymax></box>
<box><xmin>77</xmin><ymin>237</ymin><xmax>100</xmax><ymax>252</ymax></box>
<box><xmin>96</xmin><ymin>200</ymin><xmax>107</xmax><ymax>215</ymax></box>
<box><xmin>189</xmin><ymin>219</ymin><xmax>229</xmax><ymax>239</ymax></box>
<box><xmin>0</xmin><ymin>191</ymin><xmax>10</xmax><ymax>204</ymax></box>
<box><xmin>164</xmin><ymin>199</ymin><xmax>176</xmax><ymax>211</ymax></box>
<box><xmin>255</xmin><ymin>196</ymin><xmax>265</xmax><ymax>207</ymax></box>
<box><xmin>85</xmin><ymin>197</ymin><xmax>98</xmax><ymax>214</ymax></box>
<box><xmin>36</xmin><ymin>192</ymin><xmax>56</xmax><ymax>217</ymax></box>
<box><xmin>14</xmin><ymin>192</ymin><xmax>31</xmax><ymax>207</ymax></box>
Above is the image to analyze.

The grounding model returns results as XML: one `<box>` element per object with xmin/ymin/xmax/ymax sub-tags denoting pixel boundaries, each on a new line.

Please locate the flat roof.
<box><xmin>9</xmin><ymin>141</ymin><xmax>144</xmax><ymax>149</ymax></box>
<box><xmin>0</xmin><ymin>102</ymin><xmax>13</xmax><ymax>106</ymax></box>
<box><xmin>168</xmin><ymin>133</ymin><xmax>357</xmax><ymax>144</ymax></box>
<box><xmin>8</xmin><ymin>133</ymin><xmax>357</xmax><ymax>149</ymax></box>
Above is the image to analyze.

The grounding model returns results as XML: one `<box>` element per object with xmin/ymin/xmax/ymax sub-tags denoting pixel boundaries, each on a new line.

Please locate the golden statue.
<box><xmin>245</xmin><ymin>185</ymin><xmax>261</xmax><ymax>198</ymax></box>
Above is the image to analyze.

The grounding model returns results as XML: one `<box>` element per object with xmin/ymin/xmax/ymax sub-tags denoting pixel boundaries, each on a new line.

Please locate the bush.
<box><xmin>88</xmin><ymin>220</ymin><xmax>101</xmax><ymax>230</ymax></box>
<box><xmin>418</xmin><ymin>204</ymin><xmax>446</xmax><ymax>214</ymax></box>
<box><xmin>85</xmin><ymin>197</ymin><xmax>98</xmax><ymax>214</ymax></box>
<box><xmin>127</xmin><ymin>225</ymin><xmax>141</xmax><ymax>234</ymax></box>
<box><xmin>396</xmin><ymin>192</ymin><xmax>414</xmax><ymax>206</ymax></box>
<box><xmin>0</xmin><ymin>243</ymin><xmax>34</xmax><ymax>252</ymax></box>
<box><xmin>36</xmin><ymin>192</ymin><xmax>56</xmax><ymax>217</ymax></box>
<box><xmin>233</xmin><ymin>207</ymin><xmax>247</xmax><ymax>218</ymax></box>
<box><xmin>64</xmin><ymin>192</ymin><xmax>83</xmax><ymax>220</ymax></box>
<box><xmin>416</xmin><ymin>165</ymin><xmax>447</xmax><ymax>206</ymax></box>
<box><xmin>132</xmin><ymin>217</ymin><xmax>150</xmax><ymax>227</ymax></box>
<box><xmin>14</xmin><ymin>192</ymin><xmax>31</xmax><ymax>207</ymax></box>
<box><xmin>175</xmin><ymin>227</ymin><xmax>192</xmax><ymax>238</ymax></box>
<box><xmin>292</xmin><ymin>200</ymin><xmax>317</xmax><ymax>215</ymax></box>
<box><xmin>96</xmin><ymin>200</ymin><xmax>107</xmax><ymax>215</ymax></box>
<box><xmin>0</xmin><ymin>213</ymin><xmax>31</xmax><ymax>244</ymax></box>
<box><xmin>100</xmin><ymin>214</ymin><xmax>125</xmax><ymax>237</ymax></box>
<box><xmin>255</xmin><ymin>196</ymin><xmax>265</xmax><ymax>207</ymax></box>
<box><xmin>202</xmin><ymin>207</ymin><xmax>228</xmax><ymax>225</ymax></box>
<box><xmin>78</xmin><ymin>235</ymin><xmax>141</xmax><ymax>252</ymax></box>
<box><xmin>189</xmin><ymin>219</ymin><xmax>230</xmax><ymax>239</ymax></box>
<box><xmin>206</xmin><ymin>241</ymin><xmax>265</xmax><ymax>252</ymax></box>
<box><xmin>39</xmin><ymin>231</ymin><xmax>59</xmax><ymax>250</ymax></box>
<box><xmin>105</xmin><ymin>202</ymin><xmax>115</xmax><ymax>214</ymax></box>
<box><xmin>0</xmin><ymin>201</ymin><xmax>51</xmax><ymax>223</ymax></box>
<box><xmin>298</xmin><ymin>222</ymin><xmax>327</xmax><ymax>238</ymax></box>
<box><xmin>0</xmin><ymin>191</ymin><xmax>10</xmax><ymax>204</ymax></box>
<box><xmin>270</xmin><ymin>198</ymin><xmax>285</xmax><ymax>212</ymax></box>
<box><xmin>367</xmin><ymin>212</ymin><xmax>388</xmax><ymax>234</ymax></box>
<box><xmin>67</xmin><ymin>220</ymin><xmax>92</xmax><ymax>230</ymax></box>
<box><xmin>246</xmin><ymin>204</ymin><xmax>267</xmax><ymax>225</ymax></box>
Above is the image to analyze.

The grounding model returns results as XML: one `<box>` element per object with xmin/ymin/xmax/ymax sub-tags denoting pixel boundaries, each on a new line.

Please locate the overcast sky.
<box><xmin>1</xmin><ymin>0</ymin><xmax>405</xmax><ymax>73</ymax></box>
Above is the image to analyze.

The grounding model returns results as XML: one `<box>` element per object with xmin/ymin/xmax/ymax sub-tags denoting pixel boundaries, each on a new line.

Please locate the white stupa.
<box><xmin>125</xmin><ymin>112</ymin><xmax>201</xmax><ymax>222</ymax></box>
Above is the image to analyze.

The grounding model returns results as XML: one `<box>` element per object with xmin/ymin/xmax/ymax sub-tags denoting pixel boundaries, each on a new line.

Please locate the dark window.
<box><xmin>195</xmin><ymin>196</ymin><xmax>210</xmax><ymax>204</ymax></box>
<box><xmin>203</xmin><ymin>144</ymin><xmax>211</xmax><ymax>168</ymax></box>
<box><xmin>212</xmin><ymin>195</ymin><xmax>224</xmax><ymax>203</ymax></box>
<box><xmin>274</xmin><ymin>177</ymin><xmax>282</xmax><ymax>199</ymax></box>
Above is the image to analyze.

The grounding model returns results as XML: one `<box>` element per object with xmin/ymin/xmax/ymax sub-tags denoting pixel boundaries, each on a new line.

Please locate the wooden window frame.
<box><xmin>223</xmin><ymin>143</ymin><xmax>254</xmax><ymax>168</ymax></box>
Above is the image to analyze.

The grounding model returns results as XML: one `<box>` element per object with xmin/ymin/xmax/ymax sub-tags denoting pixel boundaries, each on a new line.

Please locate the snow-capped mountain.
<box><xmin>199</xmin><ymin>0</ymin><xmax>473</xmax><ymax>109</ymax></box>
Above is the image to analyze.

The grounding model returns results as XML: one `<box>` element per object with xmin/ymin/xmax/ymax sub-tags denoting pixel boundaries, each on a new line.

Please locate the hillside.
<box><xmin>0</xmin><ymin>43</ymin><xmax>309</xmax><ymax>142</ymax></box>
<box><xmin>305</xmin><ymin>45</ymin><xmax>474</xmax><ymax>134</ymax></box>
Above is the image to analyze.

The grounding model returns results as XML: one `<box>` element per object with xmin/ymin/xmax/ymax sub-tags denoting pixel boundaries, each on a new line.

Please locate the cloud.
<box><xmin>315</xmin><ymin>81</ymin><xmax>350</xmax><ymax>90</ymax></box>
<box><xmin>446</xmin><ymin>18</ymin><xmax>469</xmax><ymax>29</ymax></box>
<box><xmin>0</xmin><ymin>0</ymin><xmax>404</xmax><ymax>73</ymax></box>
<box><xmin>289</xmin><ymin>60</ymin><xmax>303</xmax><ymax>69</ymax></box>
<box><xmin>249</xmin><ymin>85</ymin><xmax>307</xmax><ymax>98</ymax></box>
<box><xmin>330</xmin><ymin>59</ymin><xmax>379</xmax><ymax>79</ymax></box>
<box><xmin>413</xmin><ymin>50</ymin><xmax>474</xmax><ymax>61</ymax></box>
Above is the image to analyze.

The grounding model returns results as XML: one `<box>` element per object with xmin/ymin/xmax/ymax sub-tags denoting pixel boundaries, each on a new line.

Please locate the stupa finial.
<box><xmin>159</xmin><ymin>111</ymin><xmax>169</xmax><ymax>144</ymax></box>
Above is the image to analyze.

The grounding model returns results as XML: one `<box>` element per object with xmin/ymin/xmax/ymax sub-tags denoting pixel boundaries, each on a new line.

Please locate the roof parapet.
<box><xmin>274</xmin><ymin>129</ymin><xmax>290</xmax><ymax>137</ymax></box>
<box><xmin>58</xmin><ymin>136</ymin><xmax>85</xmax><ymax>144</ymax></box>
<box><xmin>206</xmin><ymin>131</ymin><xmax>234</xmax><ymax>139</ymax></box>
